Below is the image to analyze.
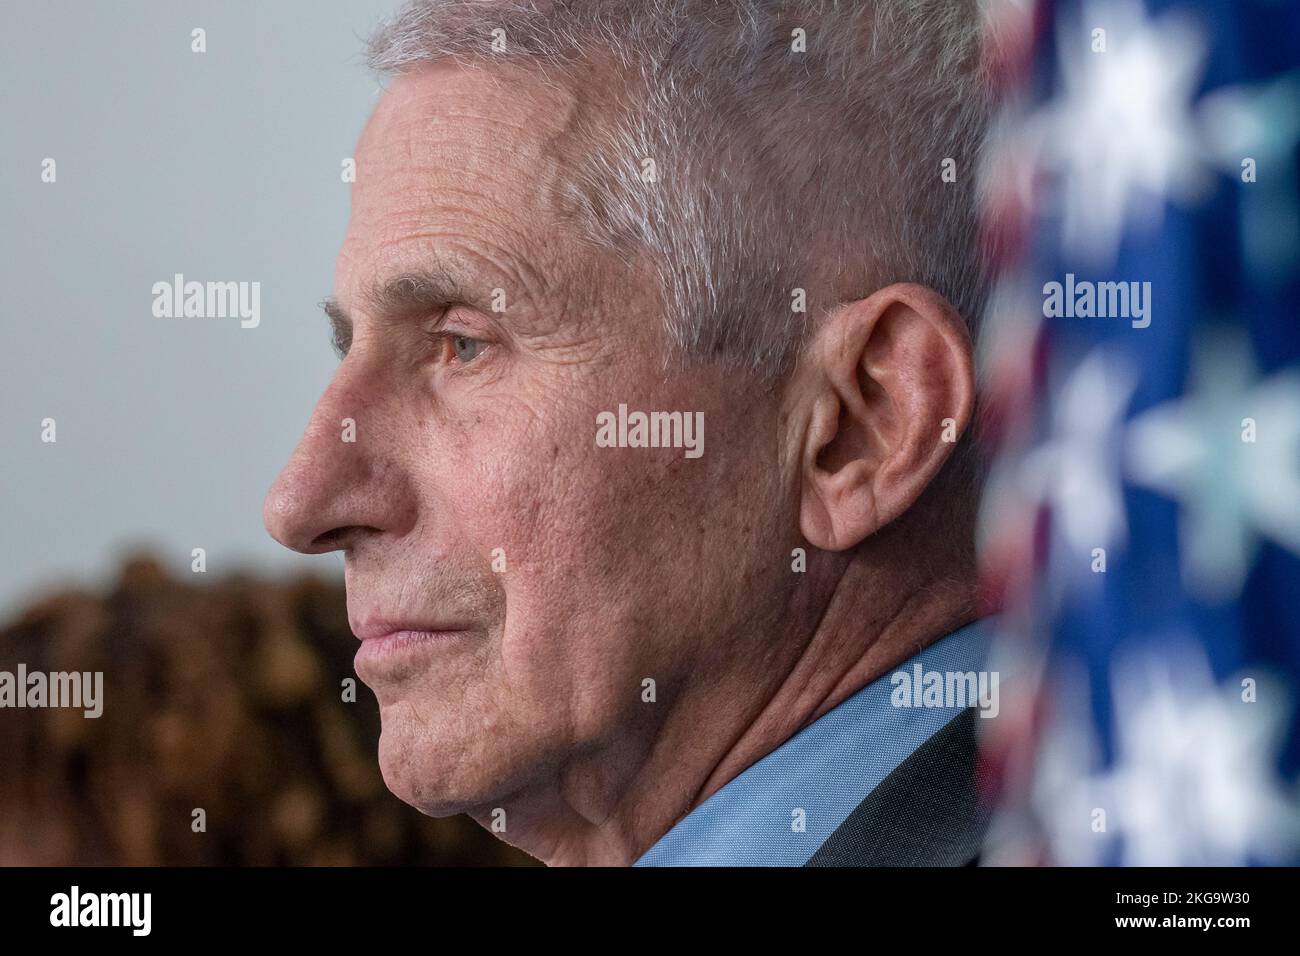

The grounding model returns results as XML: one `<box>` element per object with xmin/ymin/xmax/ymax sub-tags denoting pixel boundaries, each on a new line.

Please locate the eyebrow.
<box><xmin>321</xmin><ymin>267</ymin><xmax>469</xmax><ymax>359</ymax></box>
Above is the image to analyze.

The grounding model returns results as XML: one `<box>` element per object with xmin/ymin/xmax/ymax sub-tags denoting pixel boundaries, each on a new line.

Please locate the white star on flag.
<box><xmin>1036</xmin><ymin>0</ymin><xmax>1209</xmax><ymax>265</ymax></box>
<box><xmin>1198</xmin><ymin>70</ymin><xmax>1300</xmax><ymax>280</ymax></box>
<box><xmin>1126</xmin><ymin>329</ymin><xmax>1300</xmax><ymax>601</ymax></box>
<box><xmin>1022</xmin><ymin>346</ymin><xmax>1137</xmax><ymax>572</ymax></box>
<box><xmin>1033</xmin><ymin>644</ymin><xmax>1300</xmax><ymax>865</ymax></box>
<box><xmin>1102</xmin><ymin>648</ymin><xmax>1300</xmax><ymax>865</ymax></box>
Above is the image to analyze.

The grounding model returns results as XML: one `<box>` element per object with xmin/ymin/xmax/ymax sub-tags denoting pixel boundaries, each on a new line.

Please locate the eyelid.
<box><xmin>425</xmin><ymin>309</ymin><xmax>495</xmax><ymax>368</ymax></box>
<box><xmin>427</xmin><ymin>302</ymin><xmax>495</xmax><ymax>337</ymax></box>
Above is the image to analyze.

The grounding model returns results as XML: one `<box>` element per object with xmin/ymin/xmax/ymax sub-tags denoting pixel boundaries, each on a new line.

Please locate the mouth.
<box><xmin>351</xmin><ymin>618</ymin><xmax>473</xmax><ymax>674</ymax></box>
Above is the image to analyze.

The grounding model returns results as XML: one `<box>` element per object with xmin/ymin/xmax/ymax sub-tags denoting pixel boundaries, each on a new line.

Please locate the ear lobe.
<box><xmin>794</xmin><ymin>283</ymin><xmax>974</xmax><ymax>553</ymax></box>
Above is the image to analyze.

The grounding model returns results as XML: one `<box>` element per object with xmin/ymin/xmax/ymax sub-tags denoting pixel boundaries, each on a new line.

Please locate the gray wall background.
<box><xmin>1</xmin><ymin>0</ymin><xmax>406</xmax><ymax>618</ymax></box>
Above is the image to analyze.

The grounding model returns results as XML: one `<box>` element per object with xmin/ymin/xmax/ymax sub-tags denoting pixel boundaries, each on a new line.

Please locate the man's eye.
<box><xmin>450</xmin><ymin>334</ymin><xmax>484</xmax><ymax>363</ymax></box>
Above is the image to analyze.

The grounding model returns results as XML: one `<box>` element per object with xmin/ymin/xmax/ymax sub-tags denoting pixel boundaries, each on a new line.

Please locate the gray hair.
<box><xmin>366</xmin><ymin>0</ymin><xmax>996</xmax><ymax>380</ymax></box>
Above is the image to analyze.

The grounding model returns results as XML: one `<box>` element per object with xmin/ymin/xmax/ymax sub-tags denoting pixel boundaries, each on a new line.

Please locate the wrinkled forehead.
<box><xmin>359</xmin><ymin>60</ymin><xmax>579</xmax><ymax>169</ymax></box>
<box><xmin>337</xmin><ymin>61</ymin><xmax>585</xmax><ymax>307</ymax></box>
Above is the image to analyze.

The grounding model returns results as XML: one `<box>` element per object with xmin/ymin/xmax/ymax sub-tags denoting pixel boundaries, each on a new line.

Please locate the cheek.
<box><xmin>428</xmin><ymin>394</ymin><xmax>594</xmax><ymax>574</ymax></box>
<box><xmin>427</xmin><ymin>368</ymin><xmax>657</xmax><ymax>576</ymax></box>
<box><xmin>411</xmin><ymin>362</ymin><xmax>783</xmax><ymax>740</ymax></box>
<box><xmin>413</xmin><ymin>390</ymin><xmax>622</xmax><ymax>695</ymax></box>
<box><xmin>419</xmin><ymin>385</ymin><xmax>679</xmax><ymax>725</ymax></box>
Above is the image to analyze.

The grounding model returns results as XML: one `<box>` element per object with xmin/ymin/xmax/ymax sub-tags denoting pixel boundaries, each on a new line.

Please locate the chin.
<box><xmin>374</xmin><ymin>713</ymin><xmax>487</xmax><ymax>817</ymax></box>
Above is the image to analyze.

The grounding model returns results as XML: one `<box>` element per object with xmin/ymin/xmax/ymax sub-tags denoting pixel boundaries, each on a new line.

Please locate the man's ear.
<box><xmin>789</xmin><ymin>283</ymin><xmax>974</xmax><ymax>552</ymax></box>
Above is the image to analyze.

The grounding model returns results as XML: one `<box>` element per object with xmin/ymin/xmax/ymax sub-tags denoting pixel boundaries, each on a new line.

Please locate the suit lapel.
<box><xmin>805</xmin><ymin>705</ymin><xmax>992</xmax><ymax>866</ymax></box>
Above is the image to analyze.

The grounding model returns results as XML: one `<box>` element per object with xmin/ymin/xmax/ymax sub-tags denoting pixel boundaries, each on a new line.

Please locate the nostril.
<box><xmin>310</xmin><ymin>528</ymin><xmax>347</xmax><ymax>553</ymax></box>
<box><xmin>307</xmin><ymin>525</ymin><xmax>381</xmax><ymax>555</ymax></box>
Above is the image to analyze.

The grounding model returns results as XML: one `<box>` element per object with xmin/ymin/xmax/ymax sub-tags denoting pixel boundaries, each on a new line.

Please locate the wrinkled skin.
<box><xmin>265</xmin><ymin>62</ymin><xmax>976</xmax><ymax>865</ymax></box>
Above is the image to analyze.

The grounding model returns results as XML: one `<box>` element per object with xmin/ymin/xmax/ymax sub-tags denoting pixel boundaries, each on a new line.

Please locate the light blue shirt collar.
<box><xmin>634</xmin><ymin>618</ymin><xmax>994</xmax><ymax>866</ymax></box>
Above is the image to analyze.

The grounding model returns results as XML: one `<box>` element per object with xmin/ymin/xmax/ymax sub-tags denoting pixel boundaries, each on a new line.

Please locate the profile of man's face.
<box><xmin>265</xmin><ymin>63</ymin><xmax>802</xmax><ymax>820</ymax></box>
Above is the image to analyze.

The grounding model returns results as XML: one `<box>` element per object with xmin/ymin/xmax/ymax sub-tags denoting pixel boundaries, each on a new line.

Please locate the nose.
<box><xmin>263</xmin><ymin>367</ymin><xmax>415</xmax><ymax>555</ymax></box>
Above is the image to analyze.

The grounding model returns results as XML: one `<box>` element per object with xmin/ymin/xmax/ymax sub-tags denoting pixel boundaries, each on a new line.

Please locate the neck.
<box><xmin>471</xmin><ymin>543</ymin><xmax>979</xmax><ymax>866</ymax></box>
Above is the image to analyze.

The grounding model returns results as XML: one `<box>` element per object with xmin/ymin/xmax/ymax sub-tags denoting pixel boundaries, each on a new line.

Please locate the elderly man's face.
<box><xmin>265</xmin><ymin>64</ymin><xmax>796</xmax><ymax>817</ymax></box>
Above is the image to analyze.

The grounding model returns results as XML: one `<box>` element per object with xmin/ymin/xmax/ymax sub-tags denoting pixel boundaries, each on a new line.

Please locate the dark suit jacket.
<box><xmin>804</xmin><ymin>706</ymin><xmax>993</xmax><ymax>866</ymax></box>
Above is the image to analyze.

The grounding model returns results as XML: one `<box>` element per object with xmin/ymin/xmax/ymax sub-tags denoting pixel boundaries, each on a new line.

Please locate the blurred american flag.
<box><xmin>974</xmin><ymin>0</ymin><xmax>1300</xmax><ymax>865</ymax></box>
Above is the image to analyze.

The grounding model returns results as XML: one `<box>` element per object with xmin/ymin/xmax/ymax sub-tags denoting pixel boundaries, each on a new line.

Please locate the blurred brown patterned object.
<box><xmin>0</xmin><ymin>555</ymin><xmax>536</xmax><ymax>867</ymax></box>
